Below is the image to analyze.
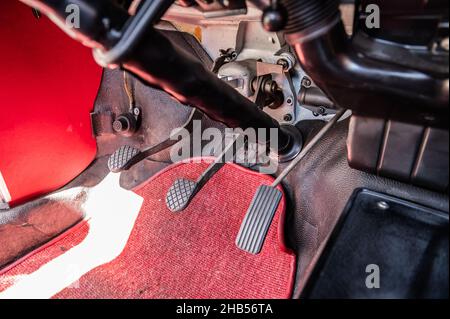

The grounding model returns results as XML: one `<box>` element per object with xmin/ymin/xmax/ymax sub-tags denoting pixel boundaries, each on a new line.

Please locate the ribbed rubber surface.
<box><xmin>236</xmin><ymin>185</ymin><xmax>283</xmax><ymax>254</ymax></box>
<box><xmin>107</xmin><ymin>145</ymin><xmax>140</xmax><ymax>173</ymax></box>
<box><xmin>55</xmin><ymin>160</ymin><xmax>295</xmax><ymax>299</ymax></box>
<box><xmin>281</xmin><ymin>0</ymin><xmax>340</xmax><ymax>34</ymax></box>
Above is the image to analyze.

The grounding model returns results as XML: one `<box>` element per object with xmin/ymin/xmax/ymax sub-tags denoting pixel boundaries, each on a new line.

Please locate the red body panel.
<box><xmin>0</xmin><ymin>1</ymin><xmax>101</xmax><ymax>205</ymax></box>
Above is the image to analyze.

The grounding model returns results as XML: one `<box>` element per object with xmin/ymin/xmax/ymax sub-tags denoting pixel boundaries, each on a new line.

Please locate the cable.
<box><xmin>123</xmin><ymin>71</ymin><xmax>135</xmax><ymax>111</ymax></box>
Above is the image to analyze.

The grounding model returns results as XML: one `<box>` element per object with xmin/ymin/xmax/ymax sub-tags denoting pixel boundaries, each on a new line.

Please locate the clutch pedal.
<box><xmin>108</xmin><ymin>109</ymin><xmax>202</xmax><ymax>173</ymax></box>
<box><xmin>236</xmin><ymin>109</ymin><xmax>347</xmax><ymax>254</ymax></box>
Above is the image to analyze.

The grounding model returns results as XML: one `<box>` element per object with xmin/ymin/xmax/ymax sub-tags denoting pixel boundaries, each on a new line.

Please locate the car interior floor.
<box><xmin>0</xmin><ymin>1</ymin><xmax>448</xmax><ymax>299</ymax></box>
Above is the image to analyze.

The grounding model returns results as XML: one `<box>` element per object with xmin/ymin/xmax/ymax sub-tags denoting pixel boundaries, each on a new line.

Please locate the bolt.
<box><xmin>283</xmin><ymin>114</ymin><xmax>293</xmax><ymax>122</ymax></box>
<box><xmin>286</xmin><ymin>96</ymin><xmax>293</xmax><ymax>105</ymax></box>
<box><xmin>133</xmin><ymin>107</ymin><xmax>140</xmax><ymax>116</ymax></box>
<box><xmin>301</xmin><ymin>77</ymin><xmax>312</xmax><ymax>88</ymax></box>
<box><xmin>277</xmin><ymin>58</ymin><xmax>289</xmax><ymax>71</ymax></box>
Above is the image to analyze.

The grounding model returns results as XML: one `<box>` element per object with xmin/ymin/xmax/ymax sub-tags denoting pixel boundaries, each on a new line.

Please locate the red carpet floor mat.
<box><xmin>2</xmin><ymin>161</ymin><xmax>296</xmax><ymax>299</ymax></box>
<box><xmin>0</xmin><ymin>221</ymin><xmax>90</xmax><ymax>292</ymax></box>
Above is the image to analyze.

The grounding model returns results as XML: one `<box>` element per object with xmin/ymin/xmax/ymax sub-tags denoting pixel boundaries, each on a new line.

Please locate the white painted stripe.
<box><xmin>0</xmin><ymin>171</ymin><xmax>11</xmax><ymax>203</ymax></box>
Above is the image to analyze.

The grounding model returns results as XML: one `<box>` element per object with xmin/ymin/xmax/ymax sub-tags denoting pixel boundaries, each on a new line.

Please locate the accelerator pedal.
<box><xmin>235</xmin><ymin>185</ymin><xmax>282</xmax><ymax>254</ymax></box>
<box><xmin>236</xmin><ymin>109</ymin><xmax>348</xmax><ymax>254</ymax></box>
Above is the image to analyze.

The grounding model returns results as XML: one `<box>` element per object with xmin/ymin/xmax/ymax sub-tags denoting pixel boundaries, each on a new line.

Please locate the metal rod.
<box><xmin>272</xmin><ymin>109</ymin><xmax>347</xmax><ymax>187</ymax></box>
<box><xmin>195</xmin><ymin>133</ymin><xmax>240</xmax><ymax>187</ymax></box>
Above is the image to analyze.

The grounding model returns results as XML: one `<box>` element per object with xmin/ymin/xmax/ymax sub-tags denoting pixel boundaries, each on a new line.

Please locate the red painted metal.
<box><xmin>0</xmin><ymin>1</ymin><xmax>102</xmax><ymax>206</ymax></box>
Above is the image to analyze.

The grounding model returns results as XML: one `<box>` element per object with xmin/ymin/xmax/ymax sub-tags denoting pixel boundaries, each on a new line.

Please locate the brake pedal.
<box><xmin>166</xmin><ymin>134</ymin><xmax>239</xmax><ymax>212</ymax></box>
<box><xmin>166</xmin><ymin>178</ymin><xmax>199</xmax><ymax>212</ymax></box>
<box><xmin>108</xmin><ymin>109</ymin><xmax>202</xmax><ymax>173</ymax></box>
<box><xmin>236</xmin><ymin>109</ymin><xmax>347</xmax><ymax>254</ymax></box>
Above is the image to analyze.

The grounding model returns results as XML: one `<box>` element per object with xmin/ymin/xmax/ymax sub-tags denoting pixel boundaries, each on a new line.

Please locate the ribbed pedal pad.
<box><xmin>166</xmin><ymin>179</ymin><xmax>198</xmax><ymax>212</ymax></box>
<box><xmin>236</xmin><ymin>185</ymin><xmax>282</xmax><ymax>254</ymax></box>
<box><xmin>108</xmin><ymin>145</ymin><xmax>140</xmax><ymax>173</ymax></box>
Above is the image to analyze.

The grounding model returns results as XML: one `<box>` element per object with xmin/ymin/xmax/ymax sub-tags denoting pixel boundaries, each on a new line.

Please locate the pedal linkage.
<box><xmin>108</xmin><ymin>109</ymin><xmax>202</xmax><ymax>173</ymax></box>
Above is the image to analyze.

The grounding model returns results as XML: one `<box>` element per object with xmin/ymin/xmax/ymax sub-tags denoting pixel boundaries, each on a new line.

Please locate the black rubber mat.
<box><xmin>302</xmin><ymin>188</ymin><xmax>449</xmax><ymax>299</ymax></box>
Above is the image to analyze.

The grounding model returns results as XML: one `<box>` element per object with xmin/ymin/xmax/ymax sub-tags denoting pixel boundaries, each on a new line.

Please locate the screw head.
<box><xmin>283</xmin><ymin>114</ymin><xmax>293</xmax><ymax>122</ymax></box>
<box><xmin>277</xmin><ymin>58</ymin><xmax>289</xmax><ymax>71</ymax></box>
<box><xmin>301</xmin><ymin>77</ymin><xmax>312</xmax><ymax>88</ymax></box>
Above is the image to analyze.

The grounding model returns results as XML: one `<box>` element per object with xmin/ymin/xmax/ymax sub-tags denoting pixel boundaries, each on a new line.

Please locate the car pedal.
<box><xmin>108</xmin><ymin>145</ymin><xmax>140</xmax><ymax>173</ymax></box>
<box><xmin>236</xmin><ymin>109</ymin><xmax>347</xmax><ymax>254</ymax></box>
<box><xmin>165</xmin><ymin>134</ymin><xmax>240</xmax><ymax>212</ymax></box>
<box><xmin>166</xmin><ymin>178</ymin><xmax>198</xmax><ymax>212</ymax></box>
<box><xmin>235</xmin><ymin>185</ymin><xmax>282</xmax><ymax>254</ymax></box>
<box><xmin>108</xmin><ymin>109</ymin><xmax>203</xmax><ymax>173</ymax></box>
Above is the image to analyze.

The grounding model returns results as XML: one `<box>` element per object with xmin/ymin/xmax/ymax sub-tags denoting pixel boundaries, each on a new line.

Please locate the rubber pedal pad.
<box><xmin>166</xmin><ymin>178</ymin><xmax>198</xmax><ymax>212</ymax></box>
<box><xmin>108</xmin><ymin>145</ymin><xmax>140</xmax><ymax>173</ymax></box>
<box><xmin>236</xmin><ymin>185</ymin><xmax>282</xmax><ymax>254</ymax></box>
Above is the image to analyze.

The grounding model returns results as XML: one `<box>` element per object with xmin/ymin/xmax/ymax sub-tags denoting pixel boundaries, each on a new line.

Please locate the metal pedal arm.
<box><xmin>165</xmin><ymin>134</ymin><xmax>240</xmax><ymax>212</ymax></box>
<box><xmin>108</xmin><ymin>109</ymin><xmax>202</xmax><ymax>173</ymax></box>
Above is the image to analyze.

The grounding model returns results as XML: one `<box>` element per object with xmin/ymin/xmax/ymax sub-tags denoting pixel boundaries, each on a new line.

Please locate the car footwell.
<box><xmin>0</xmin><ymin>160</ymin><xmax>296</xmax><ymax>299</ymax></box>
